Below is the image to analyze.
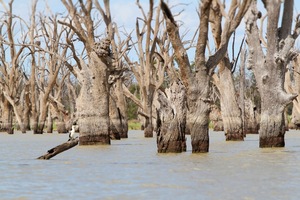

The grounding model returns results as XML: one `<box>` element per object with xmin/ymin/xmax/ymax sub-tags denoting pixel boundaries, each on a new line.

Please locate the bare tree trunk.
<box><xmin>115</xmin><ymin>80</ymin><xmax>128</xmax><ymax>138</ymax></box>
<box><xmin>156</xmin><ymin>81</ymin><xmax>187</xmax><ymax>153</ymax></box>
<box><xmin>47</xmin><ymin>110</ymin><xmax>53</xmax><ymax>133</ymax></box>
<box><xmin>144</xmin><ymin>92</ymin><xmax>154</xmax><ymax>138</ymax></box>
<box><xmin>188</xmin><ymin>79</ymin><xmax>211</xmax><ymax>152</ymax></box>
<box><xmin>162</xmin><ymin>0</ymin><xmax>251</xmax><ymax>152</ymax></box>
<box><xmin>286</xmin><ymin>55</ymin><xmax>300</xmax><ymax>128</ymax></box>
<box><xmin>23</xmin><ymin>85</ymin><xmax>31</xmax><ymax>132</ymax></box>
<box><xmin>209</xmin><ymin>105</ymin><xmax>223</xmax><ymax>131</ymax></box>
<box><xmin>77</xmin><ymin>40</ymin><xmax>111</xmax><ymax>145</ymax></box>
<box><xmin>218</xmin><ymin>61</ymin><xmax>243</xmax><ymax>141</ymax></box>
<box><xmin>109</xmin><ymin>95</ymin><xmax>121</xmax><ymax>140</ymax></box>
<box><xmin>244</xmin><ymin>98</ymin><xmax>259</xmax><ymax>134</ymax></box>
<box><xmin>259</xmin><ymin>107</ymin><xmax>286</xmax><ymax>147</ymax></box>
<box><xmin>1</xmin><ymin>99</ymin><xmax>13</xmax><ymax>134</ymax></box>
<box><xmin>35</xmin><ymin>98</ymin><xmax>48</xmax><ymax>134</ymax></box>
<box><xmin>245</xmin><ymin>0</ymin><xmax>299</xmax><ymax>147</ymax></box>
<box><xmin>239</xmin><ymin>48</ymin><xmax>246</xmax><ymax>136</ymax></box>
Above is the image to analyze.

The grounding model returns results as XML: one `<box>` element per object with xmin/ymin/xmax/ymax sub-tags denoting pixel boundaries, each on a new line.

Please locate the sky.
<box><xmin>1</xmin><ymin>0</ymin><xmax>300</xmax><ymax>63</ymax></box>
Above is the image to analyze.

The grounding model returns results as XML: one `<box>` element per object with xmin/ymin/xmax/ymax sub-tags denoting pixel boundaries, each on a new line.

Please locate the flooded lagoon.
<box><xmin>1</xmin><ymin>130</ymin><xmax>300</xmax><ymax>199</ymax></box>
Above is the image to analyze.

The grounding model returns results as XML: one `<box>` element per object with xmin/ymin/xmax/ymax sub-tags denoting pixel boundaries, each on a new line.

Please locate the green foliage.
<box><xmin>128</xmin><ymin>120</ymin><xmax>141</xmax><ymax>130</ymax></box>
<box><xmin>126</xmin><ymin>84</ymin><xmax>140</xmax><ymax>120</ymax></box>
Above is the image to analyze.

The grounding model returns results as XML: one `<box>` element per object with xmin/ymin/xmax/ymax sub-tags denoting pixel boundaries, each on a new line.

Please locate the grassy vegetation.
<box><xmin>128</xmin><ymin>120</ymin><xmax>142</xmax><ymax>130</ymax></box>
<box><xmin>209</xmin><ymin>121</ymin><xmax>214</xmax><ymax>129</ymax></box>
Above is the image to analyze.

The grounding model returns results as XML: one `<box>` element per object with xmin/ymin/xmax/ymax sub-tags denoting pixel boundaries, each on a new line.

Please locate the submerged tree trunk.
<box><xmin>109</xmin><ymin>95</ymin><xmax>121</xmax><ymax>140</ymax></box>
<box><xmin>213</xmin><ymin>59</ymin><xmax>244</xmax><ymax>140</ymax></box>
<box><xmin>245</xmin><ymin>0</ymin><xmax>299</xmax><ymax>147</ymax></box>
<box><xmin>115</xmin><ymin>80</ymin><xmax>128</xmax><ymax>138</ymax></box>
<box><xmin>209</xmin><ymin>105</ymin><xmax>223</xmax><ymax>131</ymax></box>
<box><xmin>188</xmin><ymin>79</ymin><xmax>211</xmax><ymax>153</ymax></box>
<box><xmin>244</xmin><ymin>98</ymin><xmax>259</xmax><ymax>134</ymax></box>
<box><xmin>162</xmin><ymin>0</ymin><xmax>250</xmax><ymax>152</ymax></box>
<box><xmin>0</xmin><ymin>99</ymin><xmax>13</xmax><ymax>134</ymax></box>
<box><xmin>259</xmin><ymin>104</ymin><xmax>286</xmax><ymax>147</ymax></box>
<box><xmin>35</xmin><ymin>101</ymin><xmax>48</xmax><ymax>134</ymax></box>
<box><xmin>142</xmin><ymin>85</ymin><xmax>155</xmax><ymax>138</ymax></box>
<box><xmin>286</xmin><ymin>55</ymin><xmax>300</xmax><ymax>128</ymax></box>
<box><xmin>77</xmin><ymin>39</ymin><xmax>111</xmax><ymax>145</ymax></box>
<box><xmin>156</xmin><ymin>81</ymin><xmax>187</xmax><ymax>153</ymax></box>
<box><xmin>47</xmin><ymin>110</ymin><xmax>53</xmax><ymax>133</ymax></box>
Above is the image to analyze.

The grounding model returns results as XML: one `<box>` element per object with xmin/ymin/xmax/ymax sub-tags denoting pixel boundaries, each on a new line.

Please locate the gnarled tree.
<box><xmin>156</xmin><ymin>80</ymin><xmax>187</xmax><ymax>153</ymax></box>
<box><xmin>245</xmin><ymin>0</ymin><xmax>300</xmax><ymax>147</ymax></box>
<box><xmin>122</xmin><ymin>0</ymin><xmax>167</xmax><ymax>137</ymax></box>
<box><xmin>161</xmin><ymin>0</ymin><xmax>251</xmax><ymax>152</ymax></box>
<box><xmin>210</xmin><ymin>1</ymin><xmax>245</xmax><ymax>141</ymax></box>
<box><xmin>0</xmin><ymin>0</ymin><xmax>32</xmax><ymax>134</ymax></box>
<box><xmin>60</xmin><ymin>0</ymin><xmax>112</xmax><ymax>145</ymax></box>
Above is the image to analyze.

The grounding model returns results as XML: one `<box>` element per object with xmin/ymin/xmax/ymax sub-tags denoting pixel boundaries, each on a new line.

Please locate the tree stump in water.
<box><xmin>156</xmin><ymin>81</ymin><xmax>187</xmax><ymax>153</ymax></box>
<box><xmin>37</xmin><ymin>138</ymin><xmax>79</xmax><ymax>160</ymax></box>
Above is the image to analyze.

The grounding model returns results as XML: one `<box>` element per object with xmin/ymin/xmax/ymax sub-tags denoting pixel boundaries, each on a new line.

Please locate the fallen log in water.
<box><xmin>37</xmin><ymin>138</ymin><xmax>79</xmax><ymax>160</ymax></box>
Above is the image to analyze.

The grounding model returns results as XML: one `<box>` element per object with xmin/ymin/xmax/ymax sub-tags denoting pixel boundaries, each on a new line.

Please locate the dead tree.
<box><xmin>239</xmin><ymin>47</ymin><xmax>259</xmax><ymax>134</ymax></box>
<box><xmin>210</xmin><ymin>1</ymin><xmax>244</xmax><ymax>141</ymax></box>
<box><xmin>245</xmin><ymin>0</ymin><xmax>300</xmax><ymax>147</ymax></box>
<box><xmin>94</xmin><ymin>0</ymin><xmax>131</xmax><ymax>139</ymax></box>
<box><xmin>33</xmin><ymin>14</ymin><xmax>71</xmax><ymax>134</ymax></box>
<box><xmin>122</xmin><ymin>0</ymin><xmax>167</xmax><ymax>138</ymax></box>
<box><xmin>156</xmin><ymin>80</ymin><xmax>187</xmax><ymax>153</ymax></box>
<box><xmin>60</xmin><ymin>0</ymin><xmax>112</xmax><ymax>145</ymax></box>
<box><xmin>0</xmin><ymin>0</ymin><xmax>33</xmax><ymax>134</ymax></box>
<box><xmin>37</xmin><ymin>138</ymin><xmax>79</xmax><ymax>160</ymax></box>
<box><xmin>161</xmin><ymin>0</ymin><xmax>251</xmax><ymax>152</ymax></box>
<box><xmin>285</xmin><ymin>54</ymin><xmax>300</xmax><ymax>128</ymax></box>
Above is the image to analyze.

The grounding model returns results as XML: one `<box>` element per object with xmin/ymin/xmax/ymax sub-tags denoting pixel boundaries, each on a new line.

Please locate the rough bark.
<box><xmin>285</xmin><ymin>55</ymin><xmax>300</xmax><ymax>128</ymax></box>
<box><xmin>109</xmin><ymin>81</ymin><xmax>128</xmax><ymax>139</ymax></box>
<box><xmin>156</xmin><ymin>81</ymin><xmax>187</xmax><ymax>153</ymax></box>
<box><xmin>115</xmin><ymin>81</ymin><xmax>128</xmax><ymax>138</ymax></box>
<box><xmin>244</xmin><ymin>98</ymin><xmax>259</xmax><ymax>134</ymax></box>
<box><xmin>213</xmin><ymin>60</ymin><xmax>243</xmax><ymax>140</ymax></box>
<box><xmin>94</xmin><ymin>0</ymin><xmax>129</xmax><ymax>139</ymax></box>
<box><xmin>209</xmin><ymin>105</ymin><xmax>224</xmax><ymax>131</ymax></box>
<box><xmin>209</xmin><ymin>1</ymin><xmax>244</xmax><ymax>141</ymax></box>
<box><xmin>245</xmin><ymin>0</ymin><xmax>299</xmax><ymax>147</ymax></box>
<box><xmin>76</xmin><ymin>40</ymin><xmax>111</xmax><ymax>145</ymax></box>
<box><xmin>109</xmin><ymin>95</ymin><xmax>121</xmax><ymax>140</ymax></box>
<box><xmin>188</xmin><ymin>79</ymin><xmax>211</xmax><ymax>153</ymax></box>
<box><xmin>161</xmin><ymin>0</ymin><xmax>250</xmax><ymax>152</ymax></box>
<box><xmin>0</xmin><ymin>99</ymin><xmax>13</xmax><ymax>134</ymax></box>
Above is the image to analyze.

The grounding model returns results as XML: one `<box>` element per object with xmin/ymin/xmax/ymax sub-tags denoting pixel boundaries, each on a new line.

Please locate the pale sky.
<box><xmin>1</xmin><ymin>0</ymin><xmax>300</xmax><ymax>63</ymax></box>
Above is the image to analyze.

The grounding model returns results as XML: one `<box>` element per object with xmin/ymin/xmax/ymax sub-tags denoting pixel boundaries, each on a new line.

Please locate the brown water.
<box><xmin>1</xmin><ymin>130</ymin><xmax>300</xmax><ymax>200</ymax></box>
